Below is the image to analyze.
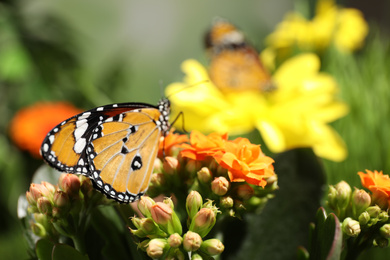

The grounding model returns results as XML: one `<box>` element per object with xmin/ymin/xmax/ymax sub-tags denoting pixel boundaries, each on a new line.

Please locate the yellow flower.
<box><xmin>166</xmin><ymin>53</ymin><xmax>348</xmax><ymax>161</ymax></box>
<box><xmin>265</xmin><ymin>0</ymin><xmax>368</xmax><ymax>59</ymax></box>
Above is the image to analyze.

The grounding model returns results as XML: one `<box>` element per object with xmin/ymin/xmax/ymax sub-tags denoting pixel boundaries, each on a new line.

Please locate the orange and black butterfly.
<box><xmin>205</xmin><ymin>18</ymin><xmax>274</xmax><ymax>92</ymax></box>
<box><xmin>40</xmin><ymin>99</ymin><xmax>170</xmax><ymax>203</ymax></box>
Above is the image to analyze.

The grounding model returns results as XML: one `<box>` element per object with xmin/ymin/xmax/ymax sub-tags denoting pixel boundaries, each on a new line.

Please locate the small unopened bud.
<box><xmin>191</xmin><ymin>253</ymin><xmax>203</xmax><ymax>260</ymax></box>
<box><xmin>200</xmin><ymin>239</ymin><xmax>225</xmax><ymax>256</ymax></box>
<box><xmin>37</xmin><ymin>197</ymin><xmax>52</xmax><ymax>215</ymax></box>
<box><xmin>352</xmin><ymin>188</ymin><xmax>371</xmax><ymax>217</ymax></box>
<box><xmin>186</xmin><ymin>191</ymin><xmax>203</xmax><ymax>219</ymax></box>
<box><xmin>79</xmin><ymin>176</ymin><xmax>93</xmax><ymax>196</ymax></box>
<box><xmin>211</xmin><ymin>177</ymin><xmax>230</xmax><ymax>196</ymax></box>
<box><xmin>342</xmin><ymin>217</ymin><xmax>361</xmax><ymax>237</ymax></box>
<box><xmin>335</xmin><ymin>181</ymin><xmax>352</xmax><ymax>210</ymax></box>
<box><xmin>168</xmin><ymin>233</ymin><xmax>183</xmax><ymax>248</ymax></box>
<box><xmin>151</xmin><ymin>202</ymin><xmax>182</xmax><ymax>235</ymax></box>
<box><xmin>380</xmin><ymin>224</ymin><xmax>390</xmax><ymax>239</ymax></box>
<box><xmin>220</xmin><ymin>196</ymin><xmax>234</xmax><ymax>208</ymax></box>
<box><xmin>327</xmin><ymin>185</ymin><xmax>338</xmax><ymax>209</ymax></box>
<box><xmin>31</xmin><ymin>222</ymin><xmax>46</xmax><ymax>237</ymax></box>
<box><xmin>375</xmin><ymin>237</ymin><xmax>389</xmax><ymax>248</ymax></box>
<box><xmin>41</xmin><ymin>182</ymin><xmax>56</xmax><ymax>200</ymax></box>
<box><xmin>183</xmin><ymin>231</ymin><xmax>202</xmax><ymax>252</ymax></box>
<box><xmin>359</xmin><ymin>211</ymin><xmax>370</xmax><ymax>226</ymax></box>
<box><xmin>163</xmin><ymin>157</ymin><xmax>179</xmax><ymax>175</ymax></box>
<box><xmin>185</xmin><ymin>160</ymin><xmax>202</xmax><ymax>174</ymax></box>
<box><xmin>197</xmin><ymin>167</ymin><xmax>213</xmax><ymax>183</ymax></box>
<box><xmin>59</xmin><ymin>174</ymin><xmax>81</xmax><ymax>197</ymax></box>
<box><xmin>138</xmin><ymin>196</ymin><xmax>155</xmax><ymax>218</ymax></box>
<box><xmin>189</xmin><ymin>208</ymin><xmax>216</xmax><ymax>238</ymax></box>
<box><xmin>146</xmin><ymin>238</ymin><xmax>168</xmax><ymax>258</ymax></box>
<box><xmin>131</xmin><ymin>217</ymin><xmax>142</xmax><ymax>229</ymax></box>
<box><xmin>53</xmin><ymin>190</ymin><xmax>70</xmax><ymax>209</ymax></box>
<box><xmin>236</xmin><ymin>184</ymin><xmax>254</xmax><ymax>200</ymax></box>
<box><xmin>163</xmin><ymin>197</ymin><xmax>175</xmax><ymax>209</ymax></box>
<box><xmin>150</xmin><ymin>173</ymin><xmax>165</xmax><ymax>187</ymax></box>
<box><xmin>29</xmin><ymin>184</ymin><xmax>46</xmax><ymax>202</ymax></box>
<box><xmin>379</xmin><ymin>211</ymin><xmax>389</xmax><ymax>222</ymax></box>
<box><xmin>367</xmin><ymin>205</ymin><xmax>381</xmax><ymax>218</ymax></box>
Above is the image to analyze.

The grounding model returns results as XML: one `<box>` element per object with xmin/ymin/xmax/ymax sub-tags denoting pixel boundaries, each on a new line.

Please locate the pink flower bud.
<box><xmin>236</xmin><ymin>184</ymin><xmax>254</xmax><ymax>200</ymax></box>
<box><xmin>168</xmin><ymin>233</ymin><xmax>183</xmax><ymax>248</ymax></box>
<box><xmin>189</xmin><ymin>208</ymin><xmax>216</xmax><ymax>238</ymax></box>
<box><xmin>163</xmin><ymin>156</ymin><xmax>179</xmax><ymax>175</ymax></box>
<box><xmin>37</xmin><ymin>197</ymin><xmax>52</xmax><ymax>215</ymax></box>
<box><xmin>151</xmin><ymin>202</ymin><xmax>173</xmax><ymax>225</ymax></box>
<box><xmin>211</xmin><ymin>177</ymin><xmax>230</xmax><ymax>196</ymax></box>
<box><xmin>59</xmin><ymin>174</ymin><xmax>81</xmax><ymax>197</ymax></box>
<box><xmin>53</xmin><ymin>190</ymin><xmax>70</xmax><ymax>208</ymax></box>
<box><xmin>183</xmin><ymin>231</ymin><xmax>202</xmax><ymax>252</ymax></box>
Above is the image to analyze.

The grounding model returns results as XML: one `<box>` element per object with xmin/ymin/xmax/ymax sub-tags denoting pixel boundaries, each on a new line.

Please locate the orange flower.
<box><xmin>180</xmin><ymin>130</ymin><xmax>228</xmax><ymax>161</ymax></box>
<box><xmin>158</xmin><ymin>130</ymin><xmax>189</xmax><ymax>159</ymax></box>
<box><xmin>9</xmin><ymin>102</ymin><xmax>81</xmax><ymax>157</ymax></box>
<box><xmin>214</xmin><ymin>138</ymin><xmax>275</xmax><ymax>187</ymax></box>
<box><xmin>358</xmin><ymin>170</ymin><xmax>390</xmax><ymax>209</ymax></box>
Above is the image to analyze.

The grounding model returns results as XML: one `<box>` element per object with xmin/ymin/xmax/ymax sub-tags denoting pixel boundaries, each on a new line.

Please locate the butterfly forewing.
<box><xmin>40</xmin><ymin>99</ymin><xmax>170</xmax><ymax>203</ymax></box>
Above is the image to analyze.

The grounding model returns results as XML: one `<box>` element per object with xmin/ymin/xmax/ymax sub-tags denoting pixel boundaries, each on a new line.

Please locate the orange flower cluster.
<box><xmin>358</xmin><ymin>170</ymin><xmax>390</xmax><ymax>209</ymax></box>
<box><xmin>158</xmin><ymin>129</ymin><xmax>189</xmax><ymax>159</ymax></box>
<box><xmin>180</xmin><ymin>130</ymin><xmax>275</xmax><ymax>187</ymax></box>
<box><xmin>9</xmin><ymin>102</ymin><xmax>82</xmax><ymax>157</ymax></box>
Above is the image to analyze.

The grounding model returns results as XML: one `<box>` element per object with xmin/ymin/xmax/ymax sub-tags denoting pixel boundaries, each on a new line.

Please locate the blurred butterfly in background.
<box><xmin>205</xmin><ymin>18</ymin><xmax>275</xmax><ymax>92</ymax></box>
<box><xmin>40</xmin><ymin>98</ymin><xmax>170</xmax><ymax>203</ymax></box>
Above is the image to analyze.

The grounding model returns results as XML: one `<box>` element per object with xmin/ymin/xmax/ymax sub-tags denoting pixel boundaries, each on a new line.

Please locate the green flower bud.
<box><xmin>352</xmin><ymin>188</ymin><xmax>371</xmax><ymax>217</ymax></box>
<box><xmin>183</xmin><ymin>231</ymin><xmax>202</xmax><ymax>252</ymax></box>
<box><xmin>379</xmin><ymin>211</ymin><xmax>389</xmax><ymax>222</ymax></box>
<box><xmin>139</xmin><ymin>218</ymin><xmax>166</xmax><ymax>237</ymax></box>
<box><xmin>138</xmin><ymin>196</ymin><xmax>155</xmax><ymax>218</ymax></box>
<box><xmin>380</xmin><ymin>224</ymin><xmax>390</xmax><ymax>239</ymax></box>
<box><xmin>186</xmin><ymin>191</ymin><xmax>203</xmax><ymax>220</ymax></box>
<box><xmin>327</xmin><ymin>185</ymin><xmax>338</xmax><ymax>210</ymax></box>
<box><xmin>374</xmin><ymin>237</ymin><xmax>389</xmax><ymax>248</ymax></box>
<box><xmin>342</xmin><ymin>217</ymin><xmax>361</xmax><ymax>237</ymax></box>
<box><xmin>191</xmin><ymin>253</ymin><xmax>203</xmax><ymax>260</ymax></box>
<box><xmin>200</xmin><ymin>239</ymin><xmax>225</xmax><ymax>256</ymax></box>
<box><xmin>211</xmin><ymin>177</ymin><xmax>230</xmax><ymax>196</ymax></box>
<box><xmin>137</xmin><ymin>239</ymin><xmax>150</xmax><ymax>251</ymax></box>
<box><xmin>163</xmin><ymin>197</ymin><xmax>175</xmax><ymax>210</ymax></box>
<box><xmin>131</xmin><ymin>217</ymin><xmax>142</xmax><ymax>229</ymax></box>
<box><xmin>358</xmin><ymin>211</ymin><xmax>370</xmax><ymax>226</ymax></box>
<box><xmin>197</xmin><ymin>167</ymin><xmax>213</xmax><ymax>183</ymax></box>
<box><xmin>168</xmin><ymin>233</ymin><xmax>183</xmax><ymax>248</ymax></box>
<box><xmin>367</xmin><ymin>205</ymin><xmax>381</xmax><ymax>218</ymax></box>
<box><xmin>335</xmin><ymin>181</ymin><xmax>352</xmax><ymax>210</ymax></box>
<box><xmin>189</xmin><ymin>208</ymin><xmax>216</xmax><ymax>238</ymax></box>
<box><xmin>146</xmin><ymin>238</ymin><xmax>168</xmax><ymax>259</ymax></box>
<box><xmin>220</xmin><ymin>196</ymin><xmax>234</xmax><ymax>208</ymax></box>
<box><xmin>31</xmin><ymin>222</ymin><xmax>46</xmax><ymax>237</ymax></box>
<box><xmin>236</xmin><ymin>184</ymin><xmax>254</xmax><ymax>200</ymax></box>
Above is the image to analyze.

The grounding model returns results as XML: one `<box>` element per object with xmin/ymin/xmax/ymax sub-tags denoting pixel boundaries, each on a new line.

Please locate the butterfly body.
<box><xmin>41</xmin><ymin>98</ymin><xmax>170</xmax><ymax>203</ymax></box>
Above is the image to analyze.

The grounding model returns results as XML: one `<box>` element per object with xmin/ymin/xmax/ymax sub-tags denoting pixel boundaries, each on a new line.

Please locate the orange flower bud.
<box><xmin>236</xmin><ymin>184</ymin><xmax>254</xmax><ymax>200</ymax></box>
<box><xmin>189</xmin><ymin>208</ymin><xmax>216</xmax><ymax>238</ymax></box>
<box><xmin>151</xmin><ymin>202</ymin><xmax>173</xmax><ymax>225</ymax></box>
<box><xmin>163</xmin><ymin>156</ymin><xmax>179</xmax><ymax>175</ymax></box>
<box><xmin>186</xmin><ymin>191</ymin><xmax>203</xmax><ymax>220</ymax></box>
<box><xmin>197</xmin><ymin>167</ymin><xmax>213</xmax><ymax>183</ymax></box>
<box><xmin>138</xmin><ymin>196</ymin><xmax>155</xmax><ymax>218</ymax></box>
<box><xmin>211</xmin><ymin>177</ymin><xmax>230</xmax><ymax>196</ymax></box>
<box><xmin>53</xmin><ymin>190</ymin><xmax>70</xmax><ymax>208</ymax></box>
<box><xmin>168</xmin><ymin>233</ymin><xmax>183</xmax><ymax>248</ymax></box>
<box><xmin>200</xmin><ymin>238</ymin><xmax>225</xmax><ymax>256</ymax></box>
<box><xmin>146</xmin><ymin>238</ymin><xmax>168</xmax><ymax>258</ymax></box>
<box><xmin>59</xmin><ymin>174</ymin><xmax>81</xmax><ymax>197</ymax></box>
<box><xmin>183</xmin><ymin>231</ymin><xmax>202</xmax><ymax>252</ymax></box>
<box><xmin>41</xmin><ymin>182</ymin><xmax>56</xmax><ymax>199</ymax></box>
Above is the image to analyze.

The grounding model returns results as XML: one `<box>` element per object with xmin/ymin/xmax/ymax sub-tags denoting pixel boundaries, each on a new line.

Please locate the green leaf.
<box><xmin>36</xmin><ymin>239</ymin><xmax>55</xmax><ymax>260</ymax></box>
<box><xmin>309</xmin><ymin>208</ymin><xmax>342</xmax><ymax>260</ymax></box>
<box><xmin>226</xmin><ymin>148</ymin><xmax>326</xmax><ymax>260</ymax></box>
<box><xmin>52</xmin><ymin>244</ymin><xmax>89</xmax><ymax>260</ymax></box>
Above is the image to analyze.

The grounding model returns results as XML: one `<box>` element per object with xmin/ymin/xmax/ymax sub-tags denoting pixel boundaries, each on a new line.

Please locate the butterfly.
<box><xmin>204</xmin><ymin>18</ymin><xmax>274</xmax><ymax>92</ymax></box>
<box><xmin>40</xmin><ymin>98</ymin><xmax>170</xmax><ymax>203</ymax></box>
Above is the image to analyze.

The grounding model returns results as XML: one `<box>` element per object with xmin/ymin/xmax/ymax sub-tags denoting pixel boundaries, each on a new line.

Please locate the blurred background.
<box><xmin>1</xmin><ymin>0</ymin><xmax>389</xmax><ymax>258</ymax></box>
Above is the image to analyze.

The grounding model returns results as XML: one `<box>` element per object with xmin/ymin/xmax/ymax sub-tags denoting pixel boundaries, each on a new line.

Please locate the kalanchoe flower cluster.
<box><xmin>150</xmin><ymin>130</ymin><xmax>278</xmax><ymax>217</ymax></box>
<box><xmin>327</xmin><ymin>172</ymin><xmax>390</xmax><ymax>250</ymax></box>
<box><xmin>131</xmin><ymin>193</ymin><xmax>224</xmax><ymax>259</ymax></box>
<box><xmin>25</xmin><ymin>173</ymin><xmax>108</xmax><ymax>249</ymax></box>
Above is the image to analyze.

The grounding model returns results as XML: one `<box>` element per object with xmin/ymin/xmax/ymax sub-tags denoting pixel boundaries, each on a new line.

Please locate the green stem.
<box><xmin>71</xmin><ymin>233</ymin><xmax>87</xmax><ymax>255</ymax></box>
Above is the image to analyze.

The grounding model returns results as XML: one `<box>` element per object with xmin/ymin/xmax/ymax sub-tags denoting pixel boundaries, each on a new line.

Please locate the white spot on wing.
<box><xmin>49</xmin><ymin>135</ymin><xmax>55</xmax><ymax>144</ymax></box>
<box><xmin>74</xmin><ymin>138</ymin><xmax>86</xmax><ymax>153</ymax></box>
<box><xmin>42</xmin><ymin>143</ymin><xmax>49</xmax><ymax>153</ymax></box>
<box><xmin>96</xmin><ymin>107</ymin><xmax>104</xmax><ymax>111</ymax></box>
<box><xmin>74</xmin><ymin>123</ymin><xmax>88</xmax><ymax>140</ymax></box>
<box><xmin>79</xmin><ymin>112</ymin><xmax>91</xmax><ymax>120</ymax></box>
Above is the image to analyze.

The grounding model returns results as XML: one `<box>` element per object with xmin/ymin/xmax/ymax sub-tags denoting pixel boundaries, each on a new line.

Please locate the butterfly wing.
<box><xmin>88</xmin><ymin>107</ymin><xmax>163</xmax><ymax>203</ymax></box>
<box><xmin>41</xmin><ymin>100</ymin><xmax>170</xmax><ymax>203</ymax></box>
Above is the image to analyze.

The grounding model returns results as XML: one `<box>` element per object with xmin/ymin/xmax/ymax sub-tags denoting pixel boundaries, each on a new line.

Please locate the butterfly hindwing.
<box><xmin>40</xmin><ymin>99</ymin><xmax>170</xmax><ymax>203</ymax></box>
